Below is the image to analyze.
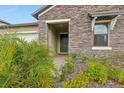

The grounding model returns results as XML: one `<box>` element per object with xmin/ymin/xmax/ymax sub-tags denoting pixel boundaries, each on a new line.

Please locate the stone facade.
<box><xmin>38</xmin><ymin>5</ymin><xmax>124</xmax><ymax>56</ymax></box>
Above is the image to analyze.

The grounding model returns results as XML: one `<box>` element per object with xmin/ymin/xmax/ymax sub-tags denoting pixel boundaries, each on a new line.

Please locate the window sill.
<box><xmin>92</xmin><ymin>47</ymin><xmax>112</xmax><ymax>50</ymax></box>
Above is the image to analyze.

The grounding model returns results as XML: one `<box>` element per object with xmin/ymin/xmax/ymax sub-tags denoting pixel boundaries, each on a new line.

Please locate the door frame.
<box><xmin>57</xmin><ymin>32</ymin><xmax>68</xmax><ymax>54</ymax></box>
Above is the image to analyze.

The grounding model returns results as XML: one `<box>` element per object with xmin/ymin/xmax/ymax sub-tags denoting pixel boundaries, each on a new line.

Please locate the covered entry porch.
<box><xmin>46</xmin><ymin>19</ymin><xmax>70</xmax><ymax>56</ymax></box>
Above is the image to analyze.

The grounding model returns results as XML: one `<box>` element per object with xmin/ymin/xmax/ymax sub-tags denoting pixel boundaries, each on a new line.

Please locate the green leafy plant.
<box><xmin>85</xmin><ymin>56</ymin><xmax>100</xmax><ymax>64</ymax></box>
<box><xmin>0</xmin><ymin>34</ymin><xmax>58</xmax><ymax>88</ymax></box>
<box><xmin>86</xmin><ymin>62</ymin><xmax>108</xmax><ymax>84</ymax></box>
<box><xmin>108</xmin><ymin>67</ymin><xmax>124</xmax><ymax>83</ymax></box>
<box><xmin>11</xmin><ymin>40</ymin><xmax>58</xmax><ymax>88</ymax></box>
<box><xmin>0</xmin><ymin>34</ymin><xmax>16</xmax><ymax>87</ymax></box>
<box><xmin>70</xmin><ymin>52</ymin><xmax>88</xmax><ymax>62</ymax></box>
<box><xmin>38</xmin><ymin>75</ymin><xmax>54</xmax><ymax>88</ymax></box>
<box><xmin>112</xmin><ymin>52</ymin><xmax>124</xmax><ymax>62</ymax></box>
<box><xmin>2</xmin><ymin>34</ymin><xmax>124</xmax><ymax>88</ymax></box>
<box><xmin>101</xmin><ymin>56</ymin><xmax>111</xmax><ymax>65</ymax></box>
<box><xmin>80</xmin><ymin>53</ymin><xmax>89</xmax><ymax>62</ymax></box>
<box><xmin>60</xmin><ymin>56</ymin><xmax>74</xmax><ymax>81</ymax></box>
<box><xmin>61</xmin><ymin>72</ymin><xmax>89</xmax><ymax>88</ymax></box>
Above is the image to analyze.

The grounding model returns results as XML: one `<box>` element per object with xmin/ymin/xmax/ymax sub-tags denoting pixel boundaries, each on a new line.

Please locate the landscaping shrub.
<box><xmin>0</xmin><ymin>34</ymin><xmax>58</xmax><ymax>88</ymax></box>
<box><xmin>112</xmin><ymin>52</ymin><xmax>124</xmax><ymax>62</ymax></box>
<box><xmin>86</xmin><ymin>61</ymin><xmax>108</xmax><ymax>84</ymax></box>
<box><xmin>85</xmin><ymin>56</ymin><xmax>100</xmax><ymax>64</ymax></box>
<box><xmin>0</xmin><ymin>34</ymin><xmax>16</xmax><ymax>87</ymax></box>
<box><xmin>70</xmin><ymin>52</ymin><xmax>88</xmax><ymax>62</ymax></box>
<box><xmin>61</xmin><ymin>52</ymin><xmax>124</xmax><ymax>87</ymax></box>
<box><xmin>10</xmin><ymin>40</ymin><xmax>58</xmax><ymax>88</ymax></box>
<box><xmin>108</xmin><ymin>67</ymin><xmax>124</xmax><ymax>83</ymax></box>
<box><xmin>80</xmin><ymin>53</ymin><xmax>89</xmax><ymax>62</ymax></box>
<box><xmin>60</xmin><ymin>56</ymin><xmax>74</xmax><ymax>81</ymax></box>
<box><xmin>101</xmin><ymin>56</ymin><xmax>111</xmax><ymax>66</ymax></box>
<box><xmin>61</xmin><ymin>72</ymin><xmax>89</xmax><ymax>88</ymax></box>
<box><xmin>2</xmin><ymin>34</ymin><xmax>124</xmax><ymax>88</ymax></box>
<box><xmin>38</xmin><ymin>75</ymin><xmax>54</xmax><ymax>88</ymax></box>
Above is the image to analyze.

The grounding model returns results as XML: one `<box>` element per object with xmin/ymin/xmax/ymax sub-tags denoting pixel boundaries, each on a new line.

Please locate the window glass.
<box><xmin>94</xmin><ymin>23</ymin><xmax>108</xmax><ymax>46</ymax></box>
<box><xmin>94</xmin><ymin>24</ymin><xmax>108</xmax><ymax>34</ymax></box>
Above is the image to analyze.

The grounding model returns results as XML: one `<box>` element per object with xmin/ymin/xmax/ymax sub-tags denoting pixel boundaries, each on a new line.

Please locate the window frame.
<box><xmin>93</xmin><ymin>20</ymin><xmax>111</xmax><ymax>48</ymax></box>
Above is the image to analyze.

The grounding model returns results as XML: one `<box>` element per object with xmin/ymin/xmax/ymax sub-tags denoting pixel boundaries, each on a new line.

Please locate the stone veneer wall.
<box><xmin>38</xmin><ymin>5</ymin><xmax>124</xmax><ymax>56</ymax></box>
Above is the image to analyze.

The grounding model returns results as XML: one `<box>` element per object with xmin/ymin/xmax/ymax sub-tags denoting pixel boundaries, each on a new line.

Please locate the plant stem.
<box><xmin>2</xmin><ymin>76</ymin><xmax>10</xmax><ymax>88</ymax></box>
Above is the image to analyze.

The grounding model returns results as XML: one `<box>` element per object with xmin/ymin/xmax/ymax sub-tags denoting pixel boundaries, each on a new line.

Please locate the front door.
<box><xmin>60</xmin><ymin>34</ymin><xmax>68</xmax><ymax>53</ymax></box>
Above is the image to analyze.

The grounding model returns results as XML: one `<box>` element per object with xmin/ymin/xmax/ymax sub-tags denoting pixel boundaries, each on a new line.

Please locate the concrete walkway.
<box><xmin>54</xmin><ymin>55</ymin><xmax>67</xmax><ymax>70</ymax></box>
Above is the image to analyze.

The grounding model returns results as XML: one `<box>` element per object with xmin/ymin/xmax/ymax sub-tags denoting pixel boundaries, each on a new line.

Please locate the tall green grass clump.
<box><xmin>0</xmin><ymin>34</ymin><xmax>16</xmax><ymax>87</ymax></box>
<box><xmin>0</xmin><ymin>34</ymin><xmax>58</xmax><ymax>88</ymax></box>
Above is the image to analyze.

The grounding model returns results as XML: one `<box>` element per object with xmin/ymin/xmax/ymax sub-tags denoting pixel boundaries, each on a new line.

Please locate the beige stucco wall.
<box><xmin>48</xmin><ymin>25</ymin><xmax>57</xmax><ymax>55</ymax></box>
<box><xmin>0</xmin><ymin>25</ymin><xmax>38</xmax><ymax>32</ymax></box>
<box><xmin>0</xmin><ymin>22</ymin><xmax>8</xmax><ymax>26</ymax></box>
<box><xmin>0</xmin><ymin>25</ymin><xmax>39</xmax><ymax>42</ymax></box>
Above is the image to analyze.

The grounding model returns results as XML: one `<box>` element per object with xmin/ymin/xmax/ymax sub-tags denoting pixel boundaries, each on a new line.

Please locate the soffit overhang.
<box><xmin>89</xmin><ymin>11</ymin><xmax>124</xmax><ymax>17</ymax></box>
<box><xmin>89</xmin><ymin>11</ymin><xmax>124</xmax><ymax>31</ymax></box>
<box><xmin>32</xmin><ymin>5</ymin><xmax>53</xmax><ymax>19</ymax></box>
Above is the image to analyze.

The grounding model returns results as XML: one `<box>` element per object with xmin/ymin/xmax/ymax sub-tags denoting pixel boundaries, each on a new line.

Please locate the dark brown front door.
<box><xmin>60</xmin><ymin>34</ymin><xmax>68</xmax><ymax>53</ymax></box>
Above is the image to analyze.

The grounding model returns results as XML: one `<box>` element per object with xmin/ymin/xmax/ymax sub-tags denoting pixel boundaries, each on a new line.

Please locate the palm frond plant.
<box><xmin>0</xmin><ymin>33</ymin><xmax>58</xmax><ymax>88</ymax></box>
<box><xmin>0</xmin><ymin>34</ymin><xmax>17</xmax><ymax>87</ymax></box>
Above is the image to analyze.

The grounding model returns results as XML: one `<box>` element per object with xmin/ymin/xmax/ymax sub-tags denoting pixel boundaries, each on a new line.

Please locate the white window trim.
<box><xmin>91</xmin><ymin>17</ymin><xmax>97</xmax><ymax>31</ymax></box>
<box><xmin>91</xmin><ymin>15</ymin><xmax>121</xmax><ymax>31</ymax></box>
<box><xmin>110</xmin><ymin>15</ymin><xmax>121</xmax><ymax>30</ymax></box>
<box><xmin>92</xmin><ymin>47</ymin><xmax>112</xmax><ymax>50</ymax></box>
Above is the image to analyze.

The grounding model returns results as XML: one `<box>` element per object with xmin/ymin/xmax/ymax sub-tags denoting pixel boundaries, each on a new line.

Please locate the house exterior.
<box><xmin>32</xmin><ymin>5</ymin><xmax>124</xmax><ymax>56</ymax></box>
<box><xmin>0</xmin><ymin>19</ymin><xmax>10</xmax><ymax>25</ymax></box>
<box><xmin>0</xmin><ymin>22</ymin><xmax>39</xmax><ymax>42</ymax></box>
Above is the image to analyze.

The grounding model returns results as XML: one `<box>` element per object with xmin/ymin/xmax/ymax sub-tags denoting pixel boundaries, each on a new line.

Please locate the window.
<box><xmin>94</xmin><ymin>23</ymin><xmax>108</xmax><ymax>46</ymax></box>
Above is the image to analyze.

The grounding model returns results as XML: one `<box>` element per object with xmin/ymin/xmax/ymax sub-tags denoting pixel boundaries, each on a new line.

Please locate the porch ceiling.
<box><xmin>49</xmin><ymin>23</ymin><xmax>68</xmax><ymax>31</ymax></box>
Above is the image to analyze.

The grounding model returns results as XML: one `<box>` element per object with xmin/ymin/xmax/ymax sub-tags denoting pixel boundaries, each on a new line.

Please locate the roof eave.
<box><xmin>89</xmin><ymin>11</ymin><xmax>124</xmax><ymax>17</ymax></box>
<box><xmin>32</xmin><ymin>5</ymin><xmax>53</xmax><ymax>19</ymax></box>
<box><xmin>0</xmin><ymin>19</ymin><xmax>11</xmax><ymax>25</ymax></box>
<box><xmin>0</xmin><ymin>22</ymin><xmax>38</xmax><ymax>28</ymax></box>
